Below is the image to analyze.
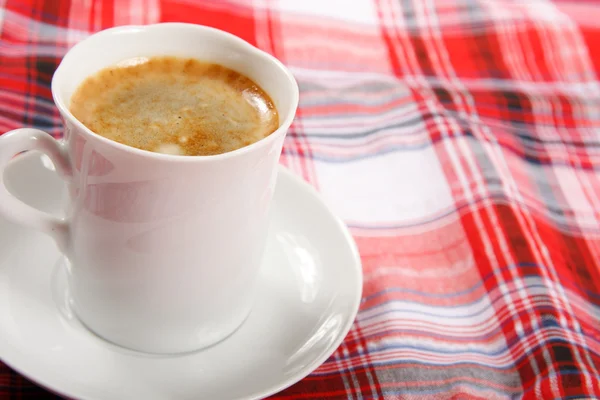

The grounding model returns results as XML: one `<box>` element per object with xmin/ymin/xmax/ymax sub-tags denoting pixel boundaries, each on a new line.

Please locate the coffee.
<box><xmin>69</xmin><ymin>56</ymin><xmax>279</xmax><ymax>156</ymax></box>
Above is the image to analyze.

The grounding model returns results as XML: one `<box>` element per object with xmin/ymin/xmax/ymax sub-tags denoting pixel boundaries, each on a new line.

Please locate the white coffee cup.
<box><xmin>0</xmin><ymin>23</ymin><xmax>299</xmax><ymax>354</ymax></box>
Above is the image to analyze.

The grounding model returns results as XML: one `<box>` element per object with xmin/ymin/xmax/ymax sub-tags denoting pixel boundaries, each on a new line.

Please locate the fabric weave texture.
<box><xmin>1</xmin><ymin>0</ymin><xmax>600</xmax><ymax>398</ymax></box>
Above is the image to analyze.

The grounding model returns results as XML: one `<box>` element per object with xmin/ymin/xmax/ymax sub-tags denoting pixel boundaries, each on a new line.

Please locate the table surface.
<box><xmin>2</xmin><ymin>0</ymin><xmax>600</xmax><ymax>399</ymax></box>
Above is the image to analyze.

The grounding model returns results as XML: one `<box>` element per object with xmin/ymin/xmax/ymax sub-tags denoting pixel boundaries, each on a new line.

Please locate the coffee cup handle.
<box><xmin>0</xmin><ymin>128</ymin><xmax>72</xmax><ymax>253</ymax></box>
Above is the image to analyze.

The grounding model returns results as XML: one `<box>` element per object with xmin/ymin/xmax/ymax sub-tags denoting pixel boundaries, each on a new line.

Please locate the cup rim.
<box><xmin>51</xmin><ymin>23</ymin><xmax>299</xmax><ymax>162</ymax></box>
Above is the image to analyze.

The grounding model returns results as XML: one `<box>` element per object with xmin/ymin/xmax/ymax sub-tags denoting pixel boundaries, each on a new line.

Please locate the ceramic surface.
<box><xmin>0</xmin><ymin>153</ymin><xmax>362</xmax><ymax>400</ymax></box>
<box><xmin>0</xmin><ymin>23</ymin><xmax>299</xmax><ymax>353</ymax></box>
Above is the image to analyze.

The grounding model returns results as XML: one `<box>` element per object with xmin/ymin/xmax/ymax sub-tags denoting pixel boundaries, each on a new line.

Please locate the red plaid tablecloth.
<box><xmin>2</xmin><ymin>0</ymin><xmax>600</xmax><ymax>398</ymax></box>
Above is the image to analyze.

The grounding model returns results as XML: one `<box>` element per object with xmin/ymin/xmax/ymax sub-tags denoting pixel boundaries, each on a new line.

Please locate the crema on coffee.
<box><xmin>70</xmin><ymin>56</ymin><xmax>279</xmax><ymax>156</ymax></box>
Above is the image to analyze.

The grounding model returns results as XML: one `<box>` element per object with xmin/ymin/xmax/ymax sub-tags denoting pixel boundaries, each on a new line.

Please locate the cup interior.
<box><xmin>52</xmin><ymin>23</ymin><xmax>298</xmax><ymax>134</ymax></box>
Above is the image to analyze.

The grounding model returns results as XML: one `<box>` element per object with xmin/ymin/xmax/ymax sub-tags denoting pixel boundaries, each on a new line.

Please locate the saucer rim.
<box><xmin>254</xmin><ymin>166</ymin><xmax>363</xmax><ymax>400</ymax></box>
<box><xmin>0</xmin><ymin>153</ymin><xmax>363</xmax><ymax>400</ymax></box>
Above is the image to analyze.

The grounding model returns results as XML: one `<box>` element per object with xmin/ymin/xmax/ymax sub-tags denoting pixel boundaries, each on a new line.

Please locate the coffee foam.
<box><xmin>69</xmin><ymin>56</ymin><xmax>279</xmax><ymax>156</ymax></box>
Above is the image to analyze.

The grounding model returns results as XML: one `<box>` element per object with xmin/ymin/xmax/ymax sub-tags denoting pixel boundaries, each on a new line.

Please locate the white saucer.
<box><xmin>0</xmin><ymin>152</ymin><xmax>362</xmax><ymax>400</ymax></box>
